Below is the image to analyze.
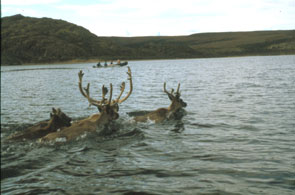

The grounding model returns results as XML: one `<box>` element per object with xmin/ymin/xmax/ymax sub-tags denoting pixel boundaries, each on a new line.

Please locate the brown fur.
<box><xmin>40</xmin><ymin>105</ymin><xmax>118</xmax><ymax>142</ymax></box>
<box><xmin>6</xmin><ymin>108</ymin><xmax>71</xmax><ymax>141</ymax></box>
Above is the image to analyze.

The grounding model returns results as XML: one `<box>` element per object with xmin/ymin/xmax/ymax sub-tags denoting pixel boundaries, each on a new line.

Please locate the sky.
<box><xmin>1</xmin><ymin>0</ymin><xmax>295</xmax><ymax>37</ymax></box>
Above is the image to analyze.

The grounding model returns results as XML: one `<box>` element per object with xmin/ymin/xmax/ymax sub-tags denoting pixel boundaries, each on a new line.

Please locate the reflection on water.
<box><xmin>1</xmin><ymin>56</ymin><xmax>295</xmax><ymax>194</ymax></box>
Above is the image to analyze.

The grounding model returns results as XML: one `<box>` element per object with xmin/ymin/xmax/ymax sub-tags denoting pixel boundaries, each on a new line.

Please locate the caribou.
<box><xmin>40</xmin><ymin>67</ymin><xmax>132</xmax><ymax>142</ymax></box>
<box><xmin>133</xmin><ymin>82</ymin><xmax>187</xmax><ymax>123</ymax></box>
<box><xmin>6</xmin><ymin>108</ymin><xmax>72</xmax><ymax>141</ymax></box>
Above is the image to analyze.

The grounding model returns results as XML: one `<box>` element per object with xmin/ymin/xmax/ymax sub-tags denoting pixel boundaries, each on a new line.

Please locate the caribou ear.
<box><xmin>52</xmin><ymin>107</ymin><xmax>57</xmax><ymax>114</ymax></box>
<box><xmin>57</xmin><ymin>108</ymin><xmax>61</xmax><ymax>114</ymax></box>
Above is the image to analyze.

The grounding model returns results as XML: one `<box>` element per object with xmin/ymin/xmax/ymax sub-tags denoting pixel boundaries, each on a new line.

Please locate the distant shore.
<box><xmin>2</xmin><ymin>15</ymin><xmax>294</xmax><ymax>66</ymax></box>
<box><xmin>5</xmin><ymin>54</ymin><xmax>291</xmax><ymax>66</ymax></box>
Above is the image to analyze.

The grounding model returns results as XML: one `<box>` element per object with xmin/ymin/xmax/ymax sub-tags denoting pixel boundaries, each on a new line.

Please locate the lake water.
<box><xmin>1</xmin><ymin>55</ymin><xmax>295</xmax><ymax>194</ymax></box>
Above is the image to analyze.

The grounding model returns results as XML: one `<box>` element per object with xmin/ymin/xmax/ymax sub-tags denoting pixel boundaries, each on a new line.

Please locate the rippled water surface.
<box><xmin>1</xmin><ymin>56</ymin><xmax>295</xmax><ymax>194</ymax></box>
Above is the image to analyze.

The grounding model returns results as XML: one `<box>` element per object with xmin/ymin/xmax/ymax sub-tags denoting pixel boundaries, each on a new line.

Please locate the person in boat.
<box><xmin>117</xmin><ymin>59</ymin><xmax>121</xmax><ymax>65</ymax></box>
<box><xmin>96</xmin><ymin>61</ymin><xmax>101</xmax><ymax>67</ymax></box>
<box><xmin>104</xmin><ymin>61</ymin><xmax>107</xmax><ymax>67</ymax></box>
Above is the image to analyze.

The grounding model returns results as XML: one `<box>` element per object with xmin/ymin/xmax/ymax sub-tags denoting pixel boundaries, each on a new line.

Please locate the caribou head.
<box><xmin>163</xmin><ymin>82</ymin><xmax>187</xmax><ymax>114</ymax></box>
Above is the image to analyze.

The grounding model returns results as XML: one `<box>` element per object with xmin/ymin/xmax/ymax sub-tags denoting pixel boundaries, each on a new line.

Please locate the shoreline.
<box><xmin>2</xmin><ymin>54</ymin><xmax>294</xmax><ymax>66</ymax></box>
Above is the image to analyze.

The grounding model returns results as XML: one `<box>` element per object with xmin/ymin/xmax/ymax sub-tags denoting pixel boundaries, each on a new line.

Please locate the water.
<box><xmin>1</xmin><ymin>55</ymin><xmax>295</xmax><ymax>194</ymax></box>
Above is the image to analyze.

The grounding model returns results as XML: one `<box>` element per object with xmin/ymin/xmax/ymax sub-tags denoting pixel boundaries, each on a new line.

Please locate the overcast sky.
<box><xmin>2</xmin><ymin>0</ymin><xmax>295</xmax><ymax>37</ymax></box>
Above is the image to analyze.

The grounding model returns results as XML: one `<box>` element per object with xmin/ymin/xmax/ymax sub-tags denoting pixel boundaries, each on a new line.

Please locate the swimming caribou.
<box><xmin>6</xmin><ymin>108</ymin><xmax>72</xmax><ymax>141</ymax></box>
<box><xmin>40</xmin><ymin>67</ymin><xmax>132</xmax><ymax>142</ymax></box>
<box><xmin>133</xmin><ymin>82</ymin><xmax>187</xmax><ymax>123</ymax></box>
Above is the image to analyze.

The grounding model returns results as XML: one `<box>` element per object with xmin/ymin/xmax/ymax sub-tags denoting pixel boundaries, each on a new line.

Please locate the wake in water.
<box><xmin>1</xmin><ymin>116</ymin><xmax>144</xmax><ymax>144</ymax></box>
<box><xmin>1</xmin><ymin>114</ymin><xmax>187</xmax><ymax>195</ymax></box>
<box><xmin>1</xmin><ymin>117</ymin><xmax>146</xmax><ymax>182</ymax></box>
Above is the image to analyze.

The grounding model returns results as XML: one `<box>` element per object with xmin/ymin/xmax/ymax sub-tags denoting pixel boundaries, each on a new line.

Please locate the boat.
<box><xmin>93</xmin><ymin>61</ymin><xmax>128</xmax><ymax>68</ymax></box>
<box><xmin>93</xmin><ymin>65</ymin><xmax>103</xmax><ymax>68</ymax></box>
<box><xmin>117</xmin><ymin>61</ymin><xmax>128</xmax><ymax>66</ymax></box>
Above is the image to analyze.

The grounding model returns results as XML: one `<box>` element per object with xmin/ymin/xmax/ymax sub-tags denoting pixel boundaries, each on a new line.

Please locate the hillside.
<box><xmin>111</xmin><ymin>31</ymin><xmax>295</xmax><ymax>58</ymax></box>
<box><xmin>1</xmin><ymin>14</ymin><xmax>126</xmax><ymax>65</ymax></box>
<box><xmin>1</xmin><ymin>14</ymin><xmax>295</xmax><ymax>65</ymax></box>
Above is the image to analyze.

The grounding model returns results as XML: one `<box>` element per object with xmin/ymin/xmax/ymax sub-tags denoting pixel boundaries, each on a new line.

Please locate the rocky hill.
<box><xmin>1</xmin><ymin>14</ymin><xmax>295</xmax><ymax>65</ymax></box>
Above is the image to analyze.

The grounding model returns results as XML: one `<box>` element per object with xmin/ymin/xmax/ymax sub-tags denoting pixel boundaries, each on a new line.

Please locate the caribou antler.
<box><xmin>108</xmin><ymin>84</ymin><xmax>113</xmax><ymax>104</ymax></box>
<box><xmin>78</xmin><ymin>70</ymin><xmax>102</xmax><ymax>106</ymax></box>
<box><xmin>176</xmin><ymin>83</ymin><xmax>181</xmax><ymax>96</ymax></box>
<box><xmin>164</xmin><ymin>82</ymin><xmax>181</xmax><ymax>98</ymax></box>
<box><xmin>78</xmin><ymin>67</ymin><xmax>132</xmax><ymax>109</ymax></box>
<box><xmin>164</xmin><ymin>82</ymin><xmax>174</xmax><ymax>96</ymax></box>
<box><xmin>115</xmin><ymin>82</ymin><xmax>125</xmax><ymax>103</ymax></box>
<box><xmin>116</xmin><ymin>67</ymin><xmax>132</xmax><ymax>104</ymax></box>
<box><xmin>101</xmin><ymin>85</ymin><xmax>109</xmax><ymax>104</ymax></box>
<box><xmin>78</xmin><ymin>70</ymin><xmax>113</xmax><ymax>109</ymax></box>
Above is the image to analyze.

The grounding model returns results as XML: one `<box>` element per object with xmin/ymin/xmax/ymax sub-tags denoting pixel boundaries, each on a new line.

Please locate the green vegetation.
<box><xmin>1</xmin><ymin>14</ymin><xmax>295</xmax><ymax>65</ymax></box>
